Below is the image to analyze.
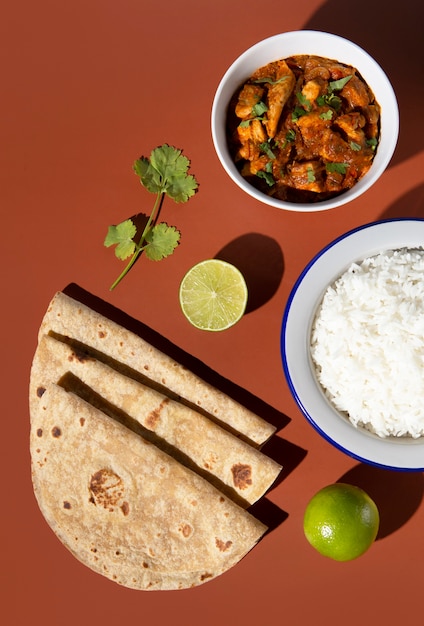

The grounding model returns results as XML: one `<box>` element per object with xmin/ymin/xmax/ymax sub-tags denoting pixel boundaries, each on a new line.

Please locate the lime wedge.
<box><xmin>179</xmin><ymin>259</ymin><xmax>248</xmax><ymax>331</ymax></box>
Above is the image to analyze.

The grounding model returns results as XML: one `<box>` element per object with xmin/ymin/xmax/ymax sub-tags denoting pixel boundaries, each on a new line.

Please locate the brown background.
<box><xmin>2</xmin><ymin>1</ymin><xmax>424</xmax><ymax>624</ymax></box>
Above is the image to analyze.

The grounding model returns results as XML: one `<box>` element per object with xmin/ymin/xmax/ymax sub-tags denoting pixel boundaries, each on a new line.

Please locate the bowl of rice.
<box><xmin>211</xmin><ymin>30</ymin><xmax>399</xmax><ymax>212</ymax></box>
<box><xmin>281</xmin><ymin>218</ymin><xmax>424</xmax><ymax>470</ymax></box>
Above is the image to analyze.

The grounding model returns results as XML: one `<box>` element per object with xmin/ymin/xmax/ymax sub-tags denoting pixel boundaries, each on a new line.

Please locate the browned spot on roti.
<box><xmin>89</xmin><ymin>469</ymin><xmax>126</xmax><ymax>512</ymax></box>
<box><xmin>179</xmin><ymin>523</ymin><xmax>193</xmax><ymax>538</ymax></box>
<box><xmin>36</xmin><ymin>428</ymin><xmax>43</xmax><ymax>437</ymax></box>
<box><xmin>63</xmin><ymin>501</ymin><xmax>71</xmax><ymax>509</ymax></box>
<box><xmin>146</xmin><ymin>398</ymin><xmax>169</xmax><ymax>429</ymax></box>
<box><xmin>79</xmin><ymin>417</ymin><xmax>85</xmax><ymax>426</ymax></box>
<box><xmin>52</xmin><ymin>426</ymin><xmax>62</xmax><ymax>438</ymax></box>
<box><xmin>37</xmin><ymin>386</ymin><xmax>46</xmax><ymax>398</ymax></box>
<box><xmin>204</xmin><ymin>453</ymin><xmax>218</xmax><ymax>470</ymax></box>
<box><xmin>121</xmin><ymin>501</ymin><xmax>130</xmax><ymax>516</ymax></box>
<box><xmin>231</xmin><ymin>463</ymin><xmax>252</xmax><ymax>490</ymax></box>
<box><xmin>215</xmin><ymin>538</ymin><xmax>232</xmax><ymax>552</ymax></box>
<box><xmin>200</xmin><ymin>573</ymin><xmax>213</xmax><ymax>581</ymax></box>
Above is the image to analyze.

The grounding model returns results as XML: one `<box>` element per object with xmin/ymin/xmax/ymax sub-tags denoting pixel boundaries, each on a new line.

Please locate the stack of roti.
<box><xmin>29</xmin><ymin>291</ymin><xmax>281</xmax><ymax>590</ymax></box>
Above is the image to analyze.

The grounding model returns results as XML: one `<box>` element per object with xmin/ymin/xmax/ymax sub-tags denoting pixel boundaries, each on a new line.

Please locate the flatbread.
<box><xmin>38</xmin><ymin>291</ymin><xmax>275</xmax><ymax>447</ymax></box>
<box><xmin>30</xmin><ymin>384</ymin><xmax>267</xmax><ymax>590</ymax></box>
<box><xmin>30</xmin><ymin>334</ymin><xmax>282</xmax><ymax>507</ymax></box>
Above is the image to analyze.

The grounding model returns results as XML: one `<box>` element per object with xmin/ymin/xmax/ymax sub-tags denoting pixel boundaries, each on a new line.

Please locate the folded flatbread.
<box><xmin>38</xmin><ymin>291</ymin><xmax>275</xmax><ymax>447</ymax></box>
<box><xmin>30</xmin><ymin>384</ymin><xmax>267</xmax><ymax>590</ymax></box>
<box><xmin>30</xmin><ymin>334</ymin><xmax>281</xmax><ymax>507</ymax></box>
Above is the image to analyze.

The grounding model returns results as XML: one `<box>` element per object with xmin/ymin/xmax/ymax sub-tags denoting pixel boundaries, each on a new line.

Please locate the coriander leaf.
<box><xmin>350</xmin><ymin>141</ymin><xmax>362</xmax><ymax>151</ymax></box>
<box><xmin>366</xmin><ymin>137</ymin><xmax>378</xmax><ymax>150</ymax></box>
<box><xmin>253</xmin><ymin>76</ymin><xmax>288</xmax><ymax>85</ymax></box>
<box><xmin>281</xmin><ymin>129</ymin><xmax>296</xmax><ymax>148</ymax></box>
<box><xmin>144</xmin><ymin>223</ymin><xmax>181</xmax><ymax>261</ymax></box>
<box><xmin>296</xmin><ymin>92</ymin><xmax>312</xmax><ymax>111</ymax></box>
<box><xmin>252</xmin><ymin>101</ymin><xmax>268</xmax><ymax>116</ymax></box>
<box><xmin>307</xmin><ymin>166</ymin><xmax>316</xmax><ymax>183</ymax></box>
<box><xmin>104</xmin><ymin>219</ymin><xmax>137</xmax><ymax>260</ymax></box>
<box><xmin>259</xmin><ymin>141</ymin><xmax>276</xmax><ymax>159</ymax></box>
<box><xmin>326</xmin><ymin>162</ymin><xmax>348</xmax><ymax>174</ymax></box>
<box><xmin>320</xmin><ymin>109</ymin><xmax>333</xmax><ymax>120</ymax></box>
<box><xmin>292</xmin><ymin>105</ymin><xmax>307</xmax><ymax>121</ymax></box>
<box><xmin>317</xmin><ymin>93</ymin><xmax>342</xmax><ymax>110</ymax></box>
<box><xmin>328</xmin><ymin>75</ymin><xmax>352</xmax><ymax>92</ymax></box>
<box><xmin>150</xmin><ymin>144</ymin><xmax>189</xmax><ymax>174</ymax></box>
<box><xmin>256</xmin><ymin>168</ymin><xmax>275</xmax><ymax>186</ymax></box>
<box><xmin>133</xmin><ymin>156</ymin><xmax>163</xmax><ymax>194</ymax></box>
<box><xmin>165</xmin><ymin>173</ymin><xmax>198</xmax><ymax>203</ymax></box>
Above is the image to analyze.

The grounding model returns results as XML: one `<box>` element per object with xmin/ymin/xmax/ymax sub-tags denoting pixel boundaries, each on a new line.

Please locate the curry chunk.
<box><xmin>235</xmin><ymin>84</ymin><xmax>265</xmax><ymax>120</ymax></box>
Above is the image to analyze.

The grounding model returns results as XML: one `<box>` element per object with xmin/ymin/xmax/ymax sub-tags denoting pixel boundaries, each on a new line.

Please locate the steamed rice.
<box><xmin>311</xmin><ymin>248</ymin><xmax>424</xmax><ymax>438</ymax></box>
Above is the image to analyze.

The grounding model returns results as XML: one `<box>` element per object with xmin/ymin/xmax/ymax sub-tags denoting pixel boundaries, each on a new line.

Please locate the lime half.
<box><xmin>179</xmin><ymin>259</ymin><xmax>248</xmax><ymax>331</ymax></box>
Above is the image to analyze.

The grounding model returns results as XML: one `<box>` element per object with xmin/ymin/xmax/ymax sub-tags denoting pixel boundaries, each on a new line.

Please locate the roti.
<box><xmin>38</xmin><ymin>291</ymin><xmax>275</xmax><ymax>447</ymax></box>
<box><xmin>30</xmin><ymin>384</ymin><xmax>267</xmax><ymax>590</ymax></box>
<box><xmin>30</xmin><ymin>334</ymin><xmax>282</xmax><ymax>507</ymax></box>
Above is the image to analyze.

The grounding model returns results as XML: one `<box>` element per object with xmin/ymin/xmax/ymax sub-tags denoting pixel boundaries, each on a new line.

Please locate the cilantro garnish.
<box><xmin>307</xmin><ymin>166</ymin><xmax>316</xmax><ymax>183</ymax></box>
<box><xmin>319</xmin><ymin>109</ymin><xmax>334</xmax><ymax>121</ymax></box>
<box><xmin>259</xmin><ymin>141</ymin><xmax>276</xmax><ymax>159</ymax></box>
<box><xmin>296</xmin><ymin>92</ymin><xmax>312</xmax><ymax>111</ymax></box>
<box><xmin>281</xmin><ymin>129</ymin><xmax>296</xmax><ymax>148</ymax></box>
<box><xmin>292</xmin><ymin>106</ymin><xmax>307</xmax><ymax>122</ymax></box>
<box><xmin>253</xmin><ymin>76</ymin><xmax>289</xmax><ymax>86</ymax></box>
<box><xmin>104</xmin><ymin>144</ymin><xmax>198</xmax><ymax>290</ymax></box>
<box><xmin>366</xmin><ymin>137</ymin><xmax>378</xmax><ymax>150</ymax></box>
<box><xmin>256</xmin><ymin>161</ymin><xmax>275</xmax><ymax>186</ymax></box>
<box><xmin>326</xmin><ymin>162</ymin><xmax>349</xmax><ymax>174</ymax></box>
<box><xmin>350</xmin><ymin>141</ymin><xmax>362</xmax><ymax>151</ymax></box>
<box><xmin>317</xmin><ymin>93</ymin><xmax>342</xmax><ymax>111</ymax></box>
<box><xmin>316</xmin><ymin>75</ymin><xmax>352</xmax><ymax>111</ymax></box>
<box><xmin>238</xmin><ymin>101</ymin><xmax>268</xmax><ymax>127</ymax></box>
<box><xmin>252</xmin><ymin>101</ymin><xmax>268</xmax><ymax>117</ymax></box>
<box><xmin>328</xmin><ymin>75</ymin><xmax>352</xmax><ymax>92</ymax></box>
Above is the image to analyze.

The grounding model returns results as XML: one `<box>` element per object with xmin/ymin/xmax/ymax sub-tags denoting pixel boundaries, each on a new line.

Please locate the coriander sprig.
<box><xmin>104</xmin><ymin>144</ymin><xmax>198</xmax><ymax>290</ymax></box>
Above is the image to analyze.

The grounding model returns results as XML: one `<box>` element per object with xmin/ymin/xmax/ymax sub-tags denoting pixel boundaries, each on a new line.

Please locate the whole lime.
<box><xmin>303</xmin><ymin>483</ymin><xmax>380</xmax><ymax>561</ymax></box>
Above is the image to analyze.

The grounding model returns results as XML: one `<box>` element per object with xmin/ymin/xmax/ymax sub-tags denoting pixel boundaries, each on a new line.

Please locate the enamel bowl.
<box><xmin>281</xmin><ymin>218</ymin><xmax>424</xmax><ymax>470</ymax></box>
<box><xmin>211</xmin><ymin>30</ymin><xmax>399</xmax><ymax>212</ymax></box>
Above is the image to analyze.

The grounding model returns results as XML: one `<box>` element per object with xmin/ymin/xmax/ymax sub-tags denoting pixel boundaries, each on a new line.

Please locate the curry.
<box><xmin>227</xmin><ymin>55</ymin><xmax>381</xmax><ymax>203</ymax></box>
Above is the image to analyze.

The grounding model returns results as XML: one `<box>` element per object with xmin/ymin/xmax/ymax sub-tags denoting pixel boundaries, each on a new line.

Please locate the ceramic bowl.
<box><xmin>281</xmin><ymin>218</ymin><xmax>424</xmax><ymax>470</ymax></box>
<box><xmin>211</xmin><ymin>30</ymin><xmax>399</xmax><ymax>212</ymax></box>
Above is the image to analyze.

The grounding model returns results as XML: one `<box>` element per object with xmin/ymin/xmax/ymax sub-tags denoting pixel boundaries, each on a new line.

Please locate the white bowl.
<box><xmin>281</xmin><ymin>218</ymin><xmax>424</xmax><ymax>470</ymax></box>
<box><xmin>211</xmin><ymin>30</ymin><xmax>399</xmax><ymax>212</ymax></box>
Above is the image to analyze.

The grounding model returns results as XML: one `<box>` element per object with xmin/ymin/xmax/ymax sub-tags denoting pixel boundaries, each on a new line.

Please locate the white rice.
<box><xmin>311</xmin><ymin>248</ymin><xmax>424</xmax><ymax>438</ymax></box>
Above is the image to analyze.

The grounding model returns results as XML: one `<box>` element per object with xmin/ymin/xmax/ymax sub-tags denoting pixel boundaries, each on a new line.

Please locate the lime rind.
<box><xmin>303</xmin><ymin>483</ymin><xmax>379</xmax><ymax>561</ymax></box>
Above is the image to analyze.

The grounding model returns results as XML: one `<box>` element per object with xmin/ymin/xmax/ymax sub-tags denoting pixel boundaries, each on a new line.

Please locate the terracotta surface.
<box><xmin>2</xmin><ymin>1</ymin><xmax>424</xmax><ymax>624</ymax></box>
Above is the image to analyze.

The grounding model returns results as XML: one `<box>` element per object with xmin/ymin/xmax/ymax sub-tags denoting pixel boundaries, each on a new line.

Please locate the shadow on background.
<box><xmin>262</xmin><ymin>435</ymin><xmax>307</xmax><ymax>486</ymax></box>
<box><xmin>215</xmin><ymin>233</ymin><xmax>284</xmax><ymax>313</ymax></box>
<box><xmin>379</xmin><ymin>182</ymin><xmax>424</xmax><ymax>220</ymax></box>
<box><xmin>249</xmin><ymin>497</ymin><xmax>289</xmax><ymax>533</ymax></box>
<box><xmin>304</xmin><ymin>0</ymin><xmax>424</xmax><ymax>167</ymax></box>
<box><xmin>338</xmin><ymin>464</ymin><xmax>424</xmax><ymax>539</ymax></box>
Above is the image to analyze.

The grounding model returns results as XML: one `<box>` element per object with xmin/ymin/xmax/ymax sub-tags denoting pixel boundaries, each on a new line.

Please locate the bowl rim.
<box><xmin>211</xmin><ymin>30</ymin><xmax>399</xmax><ymax>212</ymax></box>
<box><xmin>281</xmin><ymin>217</ymin><xmax>424</xmax><ymax>471</ymax></box>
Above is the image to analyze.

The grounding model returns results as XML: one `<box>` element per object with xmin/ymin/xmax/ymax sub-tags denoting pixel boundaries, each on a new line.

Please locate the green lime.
<box><xmin>179</xmin><ymin>259</ymin><xmax>248</xmax><ymax>331</ymax></box>
<box><xmin>303</xmin><ymin>483</ymin><xmax>379</xmax><ymax>561</ymax></box>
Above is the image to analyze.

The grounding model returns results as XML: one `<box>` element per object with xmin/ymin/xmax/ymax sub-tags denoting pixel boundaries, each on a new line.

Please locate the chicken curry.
<box><xmin>227</xmin><ymin>55</ymin><xmax>381</xmax><ymax>203</ymax></box>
